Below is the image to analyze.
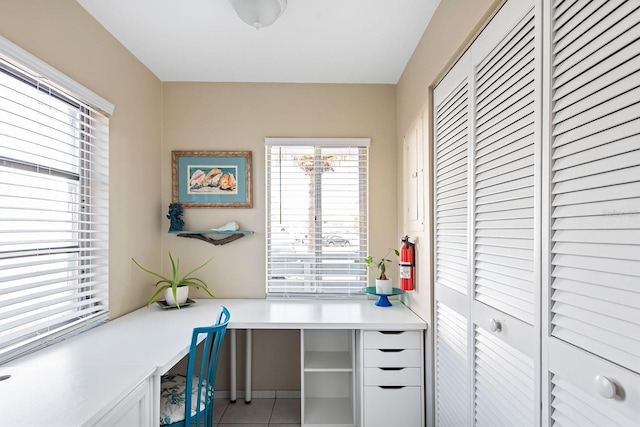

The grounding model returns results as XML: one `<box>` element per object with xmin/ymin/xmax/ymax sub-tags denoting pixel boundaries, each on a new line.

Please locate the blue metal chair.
<box><xmin>159</xmin><ymin>306</ymin><xmax>230</xmax><ymax>426</ymax></box>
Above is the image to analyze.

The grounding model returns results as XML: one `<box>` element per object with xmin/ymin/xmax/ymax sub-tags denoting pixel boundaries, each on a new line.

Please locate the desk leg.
<box><xmin>230</xmin><ymin>329</ymin><xmax>236</xmax><ymax>403</ymax></box>
<box><xmin>245</xmin><ymin>329</ymin><xmax>252</xmax><ymax>403</ymax></box>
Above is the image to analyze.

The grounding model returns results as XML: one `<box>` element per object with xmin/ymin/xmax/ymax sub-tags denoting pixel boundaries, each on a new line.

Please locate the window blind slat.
<box><xmin>1</xmin><ymin>306</ymin><xmax>107</xmax><ymax>353</ymax></box>
<box><xmin>1</xmin><ymin>287</ymin><xmax>108</xmax><ymax>323</ymax></box>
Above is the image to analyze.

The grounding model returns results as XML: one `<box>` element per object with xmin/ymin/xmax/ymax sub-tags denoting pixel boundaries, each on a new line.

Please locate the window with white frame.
<box><xmin>266</xmin><ymin>138</ymin><xmax>369</xmax><ymax>297</ymax></box>
<box><xmin>0</xmin><ymin>38</ymin><xmax>112</xmax><ymax>363</ymax></box>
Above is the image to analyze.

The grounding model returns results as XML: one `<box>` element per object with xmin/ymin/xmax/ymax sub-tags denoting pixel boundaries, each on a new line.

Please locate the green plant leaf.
<box><xmin>170</xmin><ymin>284</ymin><xmax>180</xmax><ymax>308</ymax></box>
<box><xmin>178</xmin><ymin>255</ymin><xmax>215</xmax><ymax>282</ymax></box>
<box><xmin>169</xmin><ymin>252</ymin><xmax>179</xmax><ymax>283</ymax></box>
<box><xmin>132</xmin><ymin>258</ymin><xmax>170</xmax><ymax>282</ymax></box>
<box><xmin>181</xmin><ymin>281</ymin><xmax>215</xmax><ymax>298</ymax></box>
<box><xmin>155</xmin><ymin>279</ymin><xmax>172</xmax><ymax>287</ymax></box>
<box><xmin>365</xmin><ymin>247</ymin><xmax>399</xmax><ymax>280</ymax></box>
<box><xmin>146</xmin><ymin>285</ymin><xmax>170</xmax><ymax>306</ymax></box>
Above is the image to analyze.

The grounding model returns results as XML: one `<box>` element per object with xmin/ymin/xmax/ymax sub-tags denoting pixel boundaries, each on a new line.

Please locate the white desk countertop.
<box><xmin>0</xmin><ymin>299</ymin><xmax>426</xmax><ymax>426</ymax></box>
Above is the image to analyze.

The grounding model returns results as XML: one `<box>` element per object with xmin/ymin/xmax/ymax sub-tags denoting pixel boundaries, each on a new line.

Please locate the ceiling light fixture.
<box><xmin>230</xmin><ymin>0</ymin><xmax>287</xmax><ymax>30</ymax></box>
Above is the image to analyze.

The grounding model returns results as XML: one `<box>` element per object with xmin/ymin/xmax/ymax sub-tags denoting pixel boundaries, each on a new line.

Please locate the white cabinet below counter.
<box><xmin>361</xmin><ymin>330</ymin><xmax>424</xmax><ymax>427</ymax></box>
<box><xmin>0</xmin><ymin>358</ymin><xmax>154</xmax><ymax>427</ymax></box>
<box><xmin>93</xmin><ymin>374</ymin><xmax>153</xmax><ymax>427</ymax></box>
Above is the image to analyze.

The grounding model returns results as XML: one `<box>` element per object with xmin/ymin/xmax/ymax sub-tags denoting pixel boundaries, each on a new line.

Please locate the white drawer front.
<box><xmin>364</xmin><ymin>367</ymin><xmax>422</xmax><ymax>386</ymax></box>
<box><xmin>364</xmin><ymin>349</ymin><xmax>421</xmax><ymax>367</ymax></box>
<box><xmin>363</xmin><ymin>330</ymin><xmax>421</xmax><ymax>349</ymax></box>
<box><xmin>364</xmin><ymin>386</ymin><xmax>422</xmax><ymax>427</ymax></box>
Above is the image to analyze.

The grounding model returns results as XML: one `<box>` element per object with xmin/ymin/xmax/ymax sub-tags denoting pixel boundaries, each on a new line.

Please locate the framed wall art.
<box><xmin>172</xmin><ymin>150</ymin><xmax>252</xmax><ymax>208</ymax></box>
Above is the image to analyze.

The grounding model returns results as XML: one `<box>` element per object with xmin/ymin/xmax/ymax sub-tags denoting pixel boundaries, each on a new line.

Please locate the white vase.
<box><xmin>375</xmin><ymin>279</ymin><xmax>393</xmax><ymax>295</ymax></box>
<box><xmin>164</xmin><ymin>286</ymin><xmax>189</xmax><ymax>306</ymax></box>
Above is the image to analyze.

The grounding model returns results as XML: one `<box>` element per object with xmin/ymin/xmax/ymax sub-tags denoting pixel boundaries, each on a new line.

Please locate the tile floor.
<box><xmin>213</xmin><ymin>398</ymin><xmax>301</xmax><ymax>427</ymax></box>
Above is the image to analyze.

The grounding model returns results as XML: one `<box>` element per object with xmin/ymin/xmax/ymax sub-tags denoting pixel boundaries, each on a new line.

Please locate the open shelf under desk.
<box><xmin>303</xmin><ymin>397</ymin><xmax>354</xmax><ymax>426</ymax></box>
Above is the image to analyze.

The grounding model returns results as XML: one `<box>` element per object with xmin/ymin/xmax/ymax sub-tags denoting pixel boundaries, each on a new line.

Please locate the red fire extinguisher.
<box><xmin>399</xmin><ymin>235</ymin><xmax>415</xmax><ymax>291</ymax></box>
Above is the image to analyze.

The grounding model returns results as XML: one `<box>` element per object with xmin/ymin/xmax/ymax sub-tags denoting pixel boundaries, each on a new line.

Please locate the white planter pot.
<box><xmin>375</xmin><ymin>279</ymin><xmax>393</xmax><ymax>295</ymax></box>
<box><xmin>164</xmin><ymin>286</ymin><xmax>189</xmax><ymax>306</ymax></box>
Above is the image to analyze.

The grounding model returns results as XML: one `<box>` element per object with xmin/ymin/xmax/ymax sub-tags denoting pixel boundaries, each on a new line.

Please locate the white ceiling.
<box><xmin>76</xmin><ymin>0</ymin><xmax>441</xmax><ymax>84</ymax></box>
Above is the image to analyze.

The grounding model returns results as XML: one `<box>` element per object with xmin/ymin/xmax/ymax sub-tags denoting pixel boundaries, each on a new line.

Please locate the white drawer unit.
<box><xmin>361</xmin><ymin>330</ymin><xmax>424</xmax><ymax>427</ymax></box>
<box><xmin>364</xmin><ymin>367</ymin><xmax>422</xmax><ymax>386</ymax></box>
<box><xmin>363</xmin><ymin>386</ymin><xmax>422</xmax><ymax>427</ymax></box>
<box><xmin>363</xmin><ymin>330</ymin><xmax>421</xmax><ymax>349</ymax></box>
<box><xmin>364</xmin><ymin>349</ymin><xmax>421</xmax><ymax>367</ymax></box>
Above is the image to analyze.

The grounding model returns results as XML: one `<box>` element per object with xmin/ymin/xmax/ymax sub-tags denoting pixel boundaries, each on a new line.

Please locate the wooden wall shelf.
<box><xmin>168</xmin><ymin>230</ymin><xmax>254</xmax><ymax>246</ymax></box>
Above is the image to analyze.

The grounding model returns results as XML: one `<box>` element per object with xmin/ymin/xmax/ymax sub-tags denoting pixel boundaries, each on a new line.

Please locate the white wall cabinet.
<box><xmin>361</xmin><ymin>331</ymin><xmax>424</xmax><ymax>427</ymax></box>
<box><xmin>432</xmin><ymin>0</ymin><xmax>640</xmax><ymax>425</ymax></box>
<box><xmin>301</xmin><ymin>329</ymin><xmax>356</xmax><ymax>426</ymax></box>
<box><xmin>403</xmin><ymin>112</ymin><xmax>426</xmax><ymax>232</ymax></box>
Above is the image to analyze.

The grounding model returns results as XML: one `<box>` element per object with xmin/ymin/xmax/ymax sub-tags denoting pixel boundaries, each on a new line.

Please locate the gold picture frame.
<box><xmin>171</xmin><ymin>150</ymin><xmax>252</xmax><ymax>208</ymax></box>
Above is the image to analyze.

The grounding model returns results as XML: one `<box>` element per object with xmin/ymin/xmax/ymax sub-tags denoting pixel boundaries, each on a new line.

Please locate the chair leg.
<box><xmin>230</xmin><ymin>329</ymin><xmax>236</xmax><ymax>403</ymax></box>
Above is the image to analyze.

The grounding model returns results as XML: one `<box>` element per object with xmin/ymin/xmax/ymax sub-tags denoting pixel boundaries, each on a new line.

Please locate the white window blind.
<box><xmin>0</xmin><ymin>41</ymin><xmax>110</xmax><ymax>363</ymax></box>
<box><xmin>266</xmin><ymin>138</ymin><xmax>369</xmax><ymax>297</ymax></box>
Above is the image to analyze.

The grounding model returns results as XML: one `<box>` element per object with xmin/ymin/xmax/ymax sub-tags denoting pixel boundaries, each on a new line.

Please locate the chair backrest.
<box><xmin>216</xmin><ymin>305</ymin><xmax>230</xmax><ymax>326</ymax></box>
<box><xmin>183</xmin><ymin>306</ymin><xmax>230</xmax><ymax>425</ymax></box>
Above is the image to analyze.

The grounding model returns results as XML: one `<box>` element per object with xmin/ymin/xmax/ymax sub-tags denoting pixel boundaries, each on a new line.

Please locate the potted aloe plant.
<box><xmin>132</xmin><ymin>252</ymin><xmax>214</xmax><ymax>308</ymax></box>
<box><xmin>365</xmin><ymin>248</ymin><xmax>399</xmax><ymax>294</ymax></box>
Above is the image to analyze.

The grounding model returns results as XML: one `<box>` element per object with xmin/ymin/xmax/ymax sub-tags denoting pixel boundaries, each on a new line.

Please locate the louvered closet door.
<box><xmin>474</xmin><ymin>8</ymin><xmax>537</xmax><ymax>325</ymax></box>
<box><xmin>432</xmin><ymin>0</ymin><xmax>541</xmax><ymax>425</ymax></box>
<box><xmin>470</xmin><ymin>0</ymin><xmax>540</xmax><ymax>425</ymax></box>
<box><xmin>433</xmin><ymin>50</ymin><xmax>471</xmax><ymax>427</ymax></box>
<box><xmin>434</xmin><ymin>53</ymin><xmax>470</xmax><ymax>298</ymax></box>
<box><xmin>546</xmin><ymin>0</ymin><xmax>640</xmax><ymax>424</ymax></box>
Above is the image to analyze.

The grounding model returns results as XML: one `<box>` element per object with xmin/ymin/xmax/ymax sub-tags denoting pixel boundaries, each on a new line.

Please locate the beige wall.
<box><xmin>396</xmin><ymin>0</ymin><xmax>503</xmax><ymax>322</ymax></box>
<box><xmin>162</xmin><ymin>82</ymin><xmax>397</xmax><ymax>390</ymax></box>
<box><xmin>0</xmin><ymin>0</ymin><xmax>163</xmax><ymax>318</ymax></box>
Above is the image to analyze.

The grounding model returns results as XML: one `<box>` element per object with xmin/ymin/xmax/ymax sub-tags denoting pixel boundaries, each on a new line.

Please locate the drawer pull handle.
<box><xmin>489</xmin><ymin>318</ymin><xmax>501</xmax><ymax>333</ymax></box>
<box><xmin>380</xmin><ymin>331</ymin><xmax>403</xmax><ymax>335</ymax></box>
<box><xmin>380</xmin><ymin>349</ymin><xmax>403</xmax><ymax>353</ymax></box>
<box><xmin>380</xmin><ymin>367</ymin><xmax>404</xmax><ymax>371</ymax></box>
<box><xmin>594</xmin><ymin>375</ymin><xmax>617</xmax><ymax>399</ymax></box>
<box><xmin>379</xmin><ymin>386</ymin><xmax>405</xmax><ymax>389</ymax></box>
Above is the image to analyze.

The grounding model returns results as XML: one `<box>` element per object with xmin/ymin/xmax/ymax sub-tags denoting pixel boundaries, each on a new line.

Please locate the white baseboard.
<box><xmin>215</xmin><ymin>390</ymin><xmax>301</xmax><ymax>399</ymax></box>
